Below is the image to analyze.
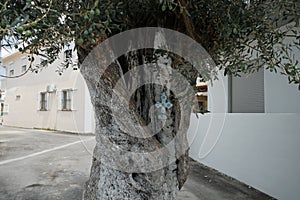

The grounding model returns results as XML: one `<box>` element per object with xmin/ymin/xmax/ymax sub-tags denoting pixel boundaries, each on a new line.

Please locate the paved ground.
<box><xmin>0</xmin><ymin>126</ymin><xmax>274</xmax><ymax>200</ymax></box>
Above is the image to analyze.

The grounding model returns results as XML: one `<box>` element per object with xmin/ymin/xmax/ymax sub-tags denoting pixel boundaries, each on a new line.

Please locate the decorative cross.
<box><xmin>155</xmin><ymin>92</ymin><xmax>173</xmax><ymax>121</ymax></box>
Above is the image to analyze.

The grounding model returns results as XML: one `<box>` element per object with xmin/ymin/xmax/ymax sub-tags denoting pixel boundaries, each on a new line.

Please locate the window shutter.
<box><xmin>57</xmin><ymin>91</ymin><xmax>62</xmax><ymax>110</ymax></box>
<box><xmin>70</xmin><ymin>90</ymin><xmax>74</xmax><ymax>110</ymax></box>
<box><xmin>231</xmin><ymin>69</ymin><xmax>265</xmax><ymax>113</ymax></box>
<box><xmin>45</xmin><ymin>93</ymin><xmax>49</xmax><ymax>111</ymax></box>
<box><xmin>37</xmin><ymin>92</ymin><xmax>41</xmax><ymax>110</ymax></box>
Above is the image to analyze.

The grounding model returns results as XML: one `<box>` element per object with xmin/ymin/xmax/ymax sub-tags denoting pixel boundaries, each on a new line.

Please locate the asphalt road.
<box><xmin>0</xmin><ymin>126</ymin><xmax>273</xmax><ymax>200</ymax></box>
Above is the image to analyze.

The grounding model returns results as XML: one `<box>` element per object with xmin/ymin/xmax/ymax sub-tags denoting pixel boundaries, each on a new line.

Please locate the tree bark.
<box><xmin>80</xmin><ymin>31</ymin><xmax>194</xmax><ymax>200</ymax></box>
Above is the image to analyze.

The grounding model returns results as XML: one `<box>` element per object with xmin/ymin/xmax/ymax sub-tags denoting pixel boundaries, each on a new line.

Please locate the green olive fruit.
<box><xmin>25</xmin><ymin>30</ymin><xmax>32</xmax><ymax>37</ymax></box>
<box><xmin>95</xmin><ymin>9</ymin><xmax>101</xmax><ymax>15</ymax></box>
<box><xmin>31</xmin><ymin>22</ymin><xmax>37</xmax><ymax>27</ymax></box>
<box><xmin>17</xmin><ymin>26</ymin><xmax>24</xmax><ymax>33</ymax></box>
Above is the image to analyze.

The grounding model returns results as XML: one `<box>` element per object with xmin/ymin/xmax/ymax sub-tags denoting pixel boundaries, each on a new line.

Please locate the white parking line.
<box><xmin>0</xmin><ymin>131</ymin><xmax>25</xmax><ymax>134</ymax></box>
<box><xmin>0</xmin><ymin>138</ymin><xmax>94</xmax><ymax>166</ymax></box>
<box><xmin>0</xmin><ymin>137</ymin><xmax>25</xmax><ymax>142</ymax></box>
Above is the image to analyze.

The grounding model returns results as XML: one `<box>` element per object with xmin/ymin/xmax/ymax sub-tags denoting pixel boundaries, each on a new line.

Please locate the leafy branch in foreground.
<box><xmin>1</xmin><ymin>0</ymin><xmax>299</xmax><ymax>87</ymax></box>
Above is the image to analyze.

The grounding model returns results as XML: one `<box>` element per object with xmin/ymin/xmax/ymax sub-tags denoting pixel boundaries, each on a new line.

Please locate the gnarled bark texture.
<box><xmin>80</xmin><ymin>35</ymin><xmax>194</xmax><ymax>199</ymax></box>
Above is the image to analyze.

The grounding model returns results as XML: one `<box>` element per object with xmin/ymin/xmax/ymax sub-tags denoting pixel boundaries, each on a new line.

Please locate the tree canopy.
<box><xmin>1</xmin><ymin>0</ymin><xmax>299</xmax><ymax>87</ymax></box>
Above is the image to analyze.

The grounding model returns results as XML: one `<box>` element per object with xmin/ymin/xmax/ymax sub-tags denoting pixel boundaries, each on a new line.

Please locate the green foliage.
<box><xmin>0</xmin><ymin>0</ymin><xmax>299</xmax><ymax>87</ymax></box>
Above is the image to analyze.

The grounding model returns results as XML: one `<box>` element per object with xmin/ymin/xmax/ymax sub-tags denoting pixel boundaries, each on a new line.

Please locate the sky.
<box><xmin>1</xmin><ymin>46</ymin><xmax>16</xmax><ymax>57</ymax></box>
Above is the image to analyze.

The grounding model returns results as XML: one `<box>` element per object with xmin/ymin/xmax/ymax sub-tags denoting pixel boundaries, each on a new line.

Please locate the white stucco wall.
<box><xmin>265</xmin><ymin>70</ymin><xmax>300</xmax><ymax>113</ymax></box>
<box><xmin>188</xmin><ymin>113</ymin><xmax>300</xmax><ymax>200</ymax></box>
<box><xmin>2</xmin><ymin>51</ymin><xmax>95</xmax><ymax>134</ymax></box>
<box><xmin>188</xmin><ymin>70</ymin><xmax>300</xmax><ymax>199</ymax></box>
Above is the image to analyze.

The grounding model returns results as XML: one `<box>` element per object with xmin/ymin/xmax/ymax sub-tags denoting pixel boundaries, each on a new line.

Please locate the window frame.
<box><xmin>8</xmin><ymin>62</ymin><xmax>14</xmax><ymax>76</ymax></box>
<box><xmin>21</xmin><ymin>57</ymin><xmax>27</xmax><ymax>73</ymax></box>
<box><xmin>228</xmin><ymin>69</ymin><xmax>265</xmax><ymax>113</ymax></box>
<box><xmin>21</xmin><ymin>65</ymin><xmax>27</xmax><ymax>73</ymax></box>
<box><xmin>61</xmin><ymin>89</ymin><xmax>72</xmax><ymax>111</ymax></box>
<box><xmin>9</xmin><ymin>69</ymin><xmax>14</xmax><ymax>76</ymax></box>
<box><xmin>39</xmin><ymin>92</ymin><xmax>48</xmax><ymax>111</ymax></box>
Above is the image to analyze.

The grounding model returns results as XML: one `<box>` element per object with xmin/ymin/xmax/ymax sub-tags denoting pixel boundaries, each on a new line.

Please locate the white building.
<box><xmin>187</xmin><ymin>23</ymin><xmax>300</xmax><ymax>200</ymax></box>
<box><xmin>1</xmin><ymin>50</ymin><xmax>94</xmax><ymax>134</ymax></box>
<box><xmin>188</xmin><ymin>69</ymin><xmax>300</xmax><ymax>199</ymax></box>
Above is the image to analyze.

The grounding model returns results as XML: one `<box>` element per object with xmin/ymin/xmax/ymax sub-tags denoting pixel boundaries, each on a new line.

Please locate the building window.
<box><xmin>21</xmin><ymin>65</ymin><xmax>27</xmax><ymax>72</ymax></box>
<box><xmin>228</xmin><ymin>69</ymin><xmax>265</xmax><ymax>113</ymax></box>
<box><xmin>16</xmin><ymin>95</ymin><xmax>21</xmax><ymax>101</ymax></box>
<box><xmin>8</xmin><ymin>62</ymin><xmax>14</xmax><ymax>76</ymax></box>
<box><xmin>39</xmin><ymin>92</ymin><xmax>48</xmax><ymax>111</ymax></box>
<box><xmin>9</xmin><ymin>69</ymin><xmax>14</xmax><ymax>76</ymax></box>
<box><xmin>64</xmin><ymin>50</ymin><xmax>72</xmax><ymax>61</ymax></box>
<box><xmin>21</xmin><ymin>57</ymin><xmax>27</xmax><ymax>72</ymax></box>
<box><xmin>61</xmin><ymin>90</ymin><xmax>72</xmax><ymax>111</ymax></box>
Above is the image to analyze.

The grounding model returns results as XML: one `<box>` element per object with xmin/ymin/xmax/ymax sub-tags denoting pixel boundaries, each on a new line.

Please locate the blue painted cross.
<box><xmin>155</xmin><ymin>92</ymin><xmax>173</xmax><ymax>121</ymax></box>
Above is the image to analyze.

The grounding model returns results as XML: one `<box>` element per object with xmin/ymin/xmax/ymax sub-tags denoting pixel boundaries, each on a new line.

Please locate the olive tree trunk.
<box><xmin>79</xmin><ymin>30</ymin><xmax>195</xmax><ymax>200</ymax></box>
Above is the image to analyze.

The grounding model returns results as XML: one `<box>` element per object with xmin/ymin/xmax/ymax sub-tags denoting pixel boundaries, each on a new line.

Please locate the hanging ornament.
<box><xmin>155</xmin><ymin>92</ymin><xmax>173</xmax><ymax>121</ymax></box>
